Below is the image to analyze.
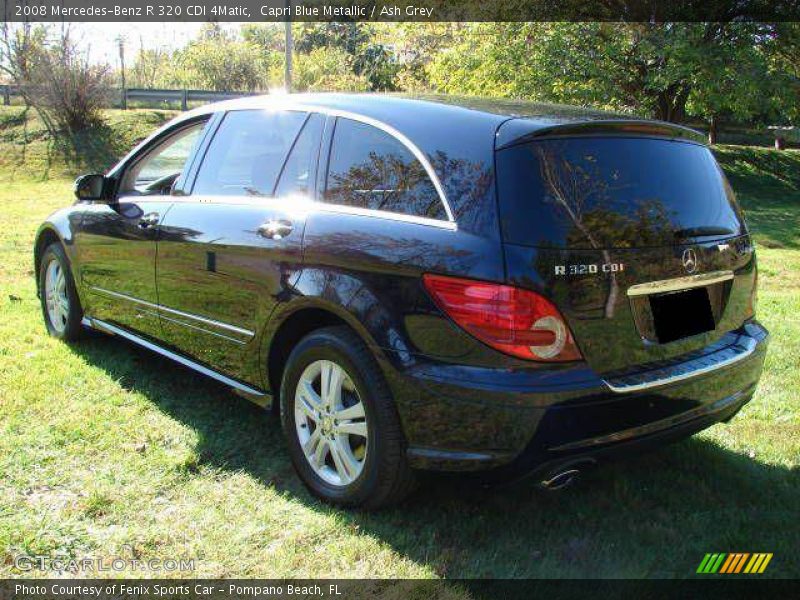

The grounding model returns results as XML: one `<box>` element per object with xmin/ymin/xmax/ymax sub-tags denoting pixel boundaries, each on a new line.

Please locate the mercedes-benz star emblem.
<box><xmin>682</xmin><ymin>248</ymin><xmax>698</xmax><ymax>274</ymax></box>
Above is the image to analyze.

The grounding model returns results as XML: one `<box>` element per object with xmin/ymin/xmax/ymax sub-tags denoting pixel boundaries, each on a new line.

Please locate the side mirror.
<box><xmin>74</xmin><ymin>174</ymin><xmax>107</xmax><ymax>201</ymax></box>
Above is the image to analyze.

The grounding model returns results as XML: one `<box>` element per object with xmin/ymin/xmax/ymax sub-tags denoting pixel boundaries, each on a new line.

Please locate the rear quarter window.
<box><xmin>496</xmin><ymin>137</ymin><xmax>745</xmax><ymax>249</ymax></box>
<box><xmin>323</xmin><ymin>118</ymin><xmax>447</xmax><ymax>221</ymax></box>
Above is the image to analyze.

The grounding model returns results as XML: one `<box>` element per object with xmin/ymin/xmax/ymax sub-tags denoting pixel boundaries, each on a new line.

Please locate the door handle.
<box><xmin>258</xmin><ymin>219</ymin><xmax>293</xmax><ymax>240</ymax></box>
<box><xmin>138</xmin><ymin>212</ymin><xmax>160</xmax><ymax>228</ymax></box>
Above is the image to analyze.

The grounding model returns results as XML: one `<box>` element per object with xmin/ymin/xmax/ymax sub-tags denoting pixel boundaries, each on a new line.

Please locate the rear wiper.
<box><xmin>674</xmin><ymin>226</ymin><xmax>735</xmax><ymax>238</ymax></box>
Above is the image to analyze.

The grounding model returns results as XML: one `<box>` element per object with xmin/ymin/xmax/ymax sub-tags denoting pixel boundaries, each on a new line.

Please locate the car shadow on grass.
<box><xmin>69</xmin><ymin>334</ymin><xmax>799</xmax><ymax>579</ymax></box>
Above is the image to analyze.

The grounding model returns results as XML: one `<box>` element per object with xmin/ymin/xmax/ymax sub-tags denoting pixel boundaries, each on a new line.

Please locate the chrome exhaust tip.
<box><xmin>539</xmin><ymin>468</ymin><xmax>582</xmax><ymax>491</ymax></box>
<box><xmin>537</xmin><ymin>458</ymin><xmax>596</xmax><ymax>491</ymax></box>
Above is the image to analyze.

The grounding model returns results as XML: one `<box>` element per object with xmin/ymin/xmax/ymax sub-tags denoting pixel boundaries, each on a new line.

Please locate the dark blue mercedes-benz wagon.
<box><xmin>34</xmin><ymin>94</ymin><xmax>768</xmax><ymax>508</ymax></box>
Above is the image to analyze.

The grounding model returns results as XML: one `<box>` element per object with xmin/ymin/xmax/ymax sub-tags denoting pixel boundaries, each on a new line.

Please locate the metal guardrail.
<box><xmin>124</xmin><ymin>87</ymin><xmax>260</xmax><ymax>110</ymax></box>
<box><xmin>0</xmin><ymin>84</ymin><xmax>260</xmax><ymax>110</ymax></box>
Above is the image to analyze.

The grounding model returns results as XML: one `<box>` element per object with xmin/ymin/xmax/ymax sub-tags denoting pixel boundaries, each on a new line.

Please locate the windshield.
<box><xmin>496</xmin><ymin>137</ymin><xmax>745</xmax><ymax>249</ymax></box>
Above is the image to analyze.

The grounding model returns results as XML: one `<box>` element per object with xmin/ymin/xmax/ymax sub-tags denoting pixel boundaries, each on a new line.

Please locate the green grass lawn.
<box><xmin>0</xmin><ymin>108</ymin><xmax>798</xmax><ymax>581</ymax></box>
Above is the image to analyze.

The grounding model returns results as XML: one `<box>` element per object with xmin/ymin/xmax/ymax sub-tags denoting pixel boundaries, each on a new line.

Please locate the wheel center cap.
<box><xmin>321</xmin><ymin>416</ymin><xmax>333</xmax><ymax>435</ymax></box>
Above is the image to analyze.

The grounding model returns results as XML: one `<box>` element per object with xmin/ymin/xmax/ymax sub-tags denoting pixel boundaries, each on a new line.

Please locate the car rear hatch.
<box><xmin>495</xmin><ymin>119</ymin><xmax>757</xmax><ymax>375</ymax></box>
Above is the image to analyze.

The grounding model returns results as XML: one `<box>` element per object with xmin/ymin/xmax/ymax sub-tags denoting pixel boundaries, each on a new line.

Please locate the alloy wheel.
<box><xmin>44</xmin><ymin>258</ymin><xmax>69</xmax><ymax>333</ymax></box>
<box><xmin>294</xmin><ymin>359</ymin><xmax>368</xmax><ymax>486</ymax></box>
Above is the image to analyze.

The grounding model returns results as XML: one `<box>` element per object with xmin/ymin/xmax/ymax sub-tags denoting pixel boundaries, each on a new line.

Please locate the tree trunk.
<box><xmin>654</xmin><ymin>83</ymin><xmax>690</xmax><ymax>123</ymax></box>
<box><xmin>708</xmin><ymin>115</ymin><xmax>718</xmax><ymax>145</ymax></box>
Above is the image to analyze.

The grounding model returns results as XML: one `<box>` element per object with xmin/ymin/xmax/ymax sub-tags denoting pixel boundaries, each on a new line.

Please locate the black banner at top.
<box><xmin>3</xmin><ymin>0</ymin><xmax>800</xmax><ymax>22</ymax></box>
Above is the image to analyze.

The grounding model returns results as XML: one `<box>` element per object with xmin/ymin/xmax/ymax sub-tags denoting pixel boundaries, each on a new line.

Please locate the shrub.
<box><xmin>2</xmin><ymin>25</ymin><xmax>113</xmax><ymax>135</ymax></box>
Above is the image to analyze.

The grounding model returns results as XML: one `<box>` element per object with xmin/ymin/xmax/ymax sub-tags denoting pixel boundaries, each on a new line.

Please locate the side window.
<box><xmin>323</xmin><ymin>118</ymin><xmax>447</xmax><ymax>220</ymax></box>
<box><xmin>119</xmin><ymin>121</ymin><xmax>206</xmax><ymax>196</ymax></box>
<box><xmin>275</xmin><ymin>113</ymin><xmax>324</xmax><ymax>198</ymax></box>
<box><xmin>193</xmin><ymin>110</ymin><xmax>307</xmax><ymax>197</ymax></box>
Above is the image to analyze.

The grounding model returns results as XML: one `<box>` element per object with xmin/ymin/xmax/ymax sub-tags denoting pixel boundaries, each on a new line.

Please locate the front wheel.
<box><xmin>280</xmin><ymin>326</ymin><xmax>415</xmax><ymax>509</ymax></box>
<box><xmin>39</xmin><ymin>243</ymin><xmax>84</xmax><ymax>340</ymax></box>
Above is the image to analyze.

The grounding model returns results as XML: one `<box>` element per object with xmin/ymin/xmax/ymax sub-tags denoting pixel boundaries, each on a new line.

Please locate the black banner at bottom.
<box><xmin>2</xmin><ymin>579</ymin><xmax>799</xmax><ymax>600</ymax></box>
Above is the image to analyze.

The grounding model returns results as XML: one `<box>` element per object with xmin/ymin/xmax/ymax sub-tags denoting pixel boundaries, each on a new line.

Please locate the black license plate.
<box><xmin>649</xmin><ymin>287</ymin><xmax>715</xmax><ymax>343</ymax></box>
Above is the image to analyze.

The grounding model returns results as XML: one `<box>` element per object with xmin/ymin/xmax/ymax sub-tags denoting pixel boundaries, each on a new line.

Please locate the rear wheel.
<box><xmin>39</xmin><ymin>243</ymin><xmax>83</xmax><ymax>340</ymax></box>
<box><xmin>280</xmin><ymin>326</ymin><xmax>415</xmax><ymax>509</ymax></box>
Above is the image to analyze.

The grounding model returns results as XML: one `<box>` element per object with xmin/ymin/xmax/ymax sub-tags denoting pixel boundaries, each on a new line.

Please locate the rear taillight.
<box><xmin>422</xmin><ymin>274</ymin><xmax>582</xmax><ymax>362</ymax></box>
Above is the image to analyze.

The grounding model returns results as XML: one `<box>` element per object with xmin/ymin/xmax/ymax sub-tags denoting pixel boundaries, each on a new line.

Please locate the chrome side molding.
<box><xmin>314</xmin><ymin>202</ymin><xmax>458</xmax><ymax>230</ymax></box>
<box><xmin>626</xmin><ymin>270</ymin><xmax>734</xmax><ymax>297</ymax></box>
<box><xmin>88</xmin><ymin>286</ymin><xmax>255</xmax><ymax>339</ymax></box>
<box><xmin>81</xmin><ymin>317</ymin><xmax>268</xmax><ymax>399</ymax></box>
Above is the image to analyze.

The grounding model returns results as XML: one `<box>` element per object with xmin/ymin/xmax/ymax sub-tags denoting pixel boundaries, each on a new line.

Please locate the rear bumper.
<box><xmin>383</xmin><ymin>321</ymin><xmax>768</xmax><ymax>473</ymax></box>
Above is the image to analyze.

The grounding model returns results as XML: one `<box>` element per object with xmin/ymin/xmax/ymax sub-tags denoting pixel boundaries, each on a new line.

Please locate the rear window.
<box><xmin>496</xmin><ymin>137</ymin><xmax>745</xmax><ymax>249</ymax></box>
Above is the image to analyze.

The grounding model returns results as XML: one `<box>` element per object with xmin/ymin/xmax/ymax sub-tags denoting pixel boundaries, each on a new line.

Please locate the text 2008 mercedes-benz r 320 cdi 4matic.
<box><xmin>34</xmin><ymin>94</ymin><xmax>768</xmax><ymax>508</ymax></box>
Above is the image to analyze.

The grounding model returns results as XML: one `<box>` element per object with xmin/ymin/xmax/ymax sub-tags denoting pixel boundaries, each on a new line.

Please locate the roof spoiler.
<box><xmin>496</xmin><ymin>118</ymin><xmax>707</xmax><ymax>150</ymax></box>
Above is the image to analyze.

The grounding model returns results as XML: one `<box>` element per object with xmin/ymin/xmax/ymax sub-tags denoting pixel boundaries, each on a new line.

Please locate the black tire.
<box><xmin>38</xmin><ymin>242</ymin><xmax>84</xmax><ymax>341</ymax></box>
<box><xmin>280</xmin><ymin>326</ymin><xmax>416</xmax><ymax>509</ymax></box>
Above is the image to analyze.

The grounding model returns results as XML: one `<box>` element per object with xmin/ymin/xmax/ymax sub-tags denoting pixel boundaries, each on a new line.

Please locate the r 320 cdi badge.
<box><xmin>34</xmin><ymin>94</ymin><xmax>768</xmax><ymax>508</ymax></box>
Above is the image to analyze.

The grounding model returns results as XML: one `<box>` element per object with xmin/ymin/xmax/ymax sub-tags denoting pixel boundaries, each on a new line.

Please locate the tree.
<box><xmin>1</xmin><ymin>24</ymin><xmax>112</xmax><ymax>134</ymax></box>
<box><xmin>352</xmin><ymin>43</ymin><xmax>399</xmax><ymax>91</ymax></box>
<box><xmin>686</xmin><ymin>24</ymin><xmax>774</xmax><ymax>143</ymax></box>
<box><xmin>175</xmin><ymin>30</ymin><xmax>264</xmax><ymax>91</ymax></box>
<box><xmin>240</xmin><ymin>24</ymin><xmax>285</xmax><ymax>90</ymax></box>
<box><xmin>295</xmin><ymin>22</ymin><xmax>369</xmax><ymax>56</ymax></box>
<box><xmin>292</xmin><ymin>23</ymin><xmax>400</xmax><ymax>92</ymax></box>
<box><xmin>293</xmin><ymin>47</ymin><xmax>370</xmax><ymax>93</ymax></box>
<box><xmin>130</xmin><ymin>26</ymin><xmax>271</xmax><ymax>92</ymax></box>
<box><xmin>763</xmin><ymin>22</ymin><xmax>800</xmax><ymax>125</ymax></box>
<box><xmin>425</xmin><ymin>22</ymin><xmax>785</xmax><ymax>136</ymax></box>
<box><xmin>129</xmin><ymin>46</ymin><xmax>170</xmax><ymax>89</ymax></box>
<box><xmin>378</xmin><ymin>23</ymin><xmax>461</xmax><ymax>91</ymax></box>
<box><xmin>0</xmin><ymin>22</ymin><xmax>46</xmax><ymax>94</ymax></box>
<box><xmin>425</xmin><ymin>24</ymin><xmax>519</xmax><ymax>97</ymax></box>
<box><xmin>241</xmin><ymin>23</ymin><xmax>285</xmax><ymax>53</ymax></box>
